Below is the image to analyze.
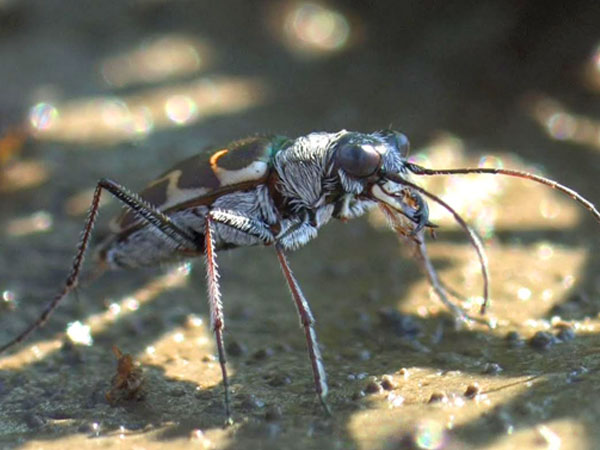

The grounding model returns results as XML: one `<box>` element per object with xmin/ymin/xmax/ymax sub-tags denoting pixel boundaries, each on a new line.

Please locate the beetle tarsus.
<box><xmin>320</xmin><ymin>394</ymin><xmax>333</xmax><ymax>416</ymax></box>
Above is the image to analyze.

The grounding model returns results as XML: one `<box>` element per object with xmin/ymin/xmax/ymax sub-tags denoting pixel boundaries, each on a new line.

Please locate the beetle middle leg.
<box><xmin>208</xmin><ymin>210</ymin><xmax>330</xmax><ymax>414</ymax></box>
<box><xmin>276</xmin><ymin>244</ymin><xmax>331</xmax><ymax>415</ymax></box>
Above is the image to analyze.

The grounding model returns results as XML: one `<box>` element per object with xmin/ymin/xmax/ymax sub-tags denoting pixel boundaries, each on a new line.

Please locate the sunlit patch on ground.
<box><xmin>368</xmin><ymin>132</ymin><xmax>591</xmax><ymax>327</ymax></box>
<box><xmin>101</xmin><ymin>34</ymin><xmax>211</xmax><ymax>88</ymax></box>
<box><xmin>347</xmin><ymin>367</ymin><xmax>545</xmax><ymax>450</ymax></box>
<box><xmin>0</xmin><ymin>263</ymin><xmax>192</xmax><ymax>369</ymax></box>
<box><xmin>27</xmin><ymin>77</ymin><xmax>267</xmax><ymax>145</ymax></box>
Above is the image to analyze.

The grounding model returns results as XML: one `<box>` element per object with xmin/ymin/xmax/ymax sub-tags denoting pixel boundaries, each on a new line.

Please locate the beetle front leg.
<box><xmin>204</xmin><ymin>214</ymin><xmax>233</xmax><ymax>425</ymax></box>
<box><xmin>275</xmin><ymin>244</ymin><xmax>331</xmax><ymax>415</ymax></box>
<box><xmin>412</xmin><ymin>234</ymin><xmax>467</xmax><ymax>322</ymax></box>
<box><xmin>208</xmin><ymin>209</ymin><xmax>275</xmax><ymax>244</ymax></box>
<box><xmin>411</xmin><ymin>232</ymin><xmax>489</xmax><ymax>326</ymax></box>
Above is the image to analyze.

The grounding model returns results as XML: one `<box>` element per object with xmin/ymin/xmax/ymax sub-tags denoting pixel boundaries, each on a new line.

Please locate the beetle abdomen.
<box><xmin>99</xmin><ymin>185</ymin><xmax>280</xmax><ymax>269</ymax></box>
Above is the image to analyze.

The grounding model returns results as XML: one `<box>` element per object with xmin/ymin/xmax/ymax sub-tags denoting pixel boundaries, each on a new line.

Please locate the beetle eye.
<box><xmin>378</xmin><ymin>130</ymin><xmax>410</xmax><ymax>156</ymax></box>
<box><xmin>336</xmin><ymin>138</ymin><xmax>382</xmax><ymax>178</ymax></box>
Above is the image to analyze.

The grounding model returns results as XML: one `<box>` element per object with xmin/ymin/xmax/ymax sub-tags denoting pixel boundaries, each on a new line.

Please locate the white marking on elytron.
<box><xmin>162</xmin><ymin>170</ymin><xmax>210</xmax><ymax>212</ymax></box>
<box><xmin>212</xmin><ymin>160</ymin><xmax>269</xmax><ymax>185</ymax></box>
<box><xmin>109</xmin><ymin>169</ymin><xmax>210</xmax><ymax>233</ymax></box>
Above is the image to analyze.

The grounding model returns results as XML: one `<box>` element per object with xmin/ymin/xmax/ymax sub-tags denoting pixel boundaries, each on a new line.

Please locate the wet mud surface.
<box><xmin>1</xmin><ymin>1</ymin><xmax>600</xmax><ymax>449</ymax></box>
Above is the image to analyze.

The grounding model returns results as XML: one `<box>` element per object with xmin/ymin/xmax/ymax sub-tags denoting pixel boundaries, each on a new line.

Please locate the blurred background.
<box><xmin>1</xmin><ymin>1</ymin><xmax>600</xmax><ymax>449</ymax></box>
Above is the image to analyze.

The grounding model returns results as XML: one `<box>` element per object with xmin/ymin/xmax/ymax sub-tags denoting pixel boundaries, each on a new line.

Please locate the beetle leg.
<box><xmin>99</xmin><ymin>178</ymin><xmax>199</xmax><ymax>248</ymax></box>
<box><xmin>411</xmin><ymin>233</ymin><xmax>467</xmax><ymax>322</ymax></box>
<box><xmin>275</xmin><ymin>244</ymin><xmax>331</xmax><ymax>415</ymax></box>
<box><xmin>411</xmin><ymin>232</ymin><xmax>489</xmax><ymax>326</ymax></box>
<box><xmin>208</xmin><ymin>209</ymin><xmax>275</xmax><ymax>244</ymax></box>
<box><xmin>274</xmin><ymin>211</ymin><xmax>320</xmax><ymax>250</ymax></box>
<box><xmin>204</xmin><ymin>215</ymin><xmax>232</xmax><ymax>425</ymax></box>
<box><xmin>0</xmin><ymin>178</ymin><xmax>200</xmax><ymax>353</ymax></box>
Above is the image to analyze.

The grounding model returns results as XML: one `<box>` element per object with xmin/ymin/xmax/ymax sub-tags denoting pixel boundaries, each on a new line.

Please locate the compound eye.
<box><xmin>336</xmin><ymin>140</ymin><xmax>382</xmax><ymax>178</ymax></box>
<box><xmin>379</xmin><ymin>130</ymin><xmax>410</xmax><ymax>156</ymax></box>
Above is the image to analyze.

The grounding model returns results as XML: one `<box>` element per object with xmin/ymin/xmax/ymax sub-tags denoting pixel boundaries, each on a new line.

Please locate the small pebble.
<box><xmin>265</xmin><ymin>405</ymin><xmax>283</xmax><ymax>421</ymax></box>
<box><xmin>483</xmin><ymin>362</ymin><xmax>503</xmax><ymax>375</ymax></box>
<box><xmin>566</xmin><ymin>366</ymin><xmax>588</xmax><ymax>383</ymax></box>
<box><xmin>266</xmin><ymin>372</ymin><xmax>292</xmax><ymax>387</ymax></box>
<box><xmin>380</xmin><ymin>375</ymin><xmax>398</xmax><ymax>391</ymax></box>
<box><xmin>24</xmin><ymin>413</ymin><xmax>45</xmax><ymax>429</ymax></box>
<box><xmin>529</xmin><ymin>331</ymin><xmax>556</xmax><ymax>351</ymax></box>
<box><xmin>505</xmin><ymin>331</ymin><xmax>524</xmax><ymax>348</ymax></box>
<box><xmin>201</xmin><ymin>354</ymin><xmax>216</xmax><ymax>362</ymax></box>
<box><xmin>357</xmin><ymin>349</ymin><xmax>371</xmax><ymax>361</ymax></box>
<box><xmin>464</xmin><ymin>383</ymin><xmax>481</xmax><ymax>398</ymax></box>
<box><xmin>555</xmin><ymin>327</ymin><xmax>575</xmax><ymax>342</ymax></box>
<box><xmin>252</xmin><ymin>348</ymin><xmax>275</xmax><ymax>361</ymax></box>
<box><xmin>169</xmin><ymin>388</ymin><xmax>185</xmax><ymax>397</ymax></box>
<box><xmin>226</xmin><ymin>340</ymin><xmax>247</xmax><ymax>357</ymax></box>
<box><xmin>428</xmin><ymin>391</ymin><xmax>447</xmax><ymax>403</ymax></box>
<box><xmin>351</xmin><ymin>391</ymin><xmax>365</xmax><ymax>401</ymax></box>
<box><xmin>364</xmin><ymin>378</ymin><xmax>382</xmax><ymax>394</ymax></box>
<box><xmin>239</xmin><ymin>394</ymin><xmax>265</xmax><ymax>410</ymax></box>
<box><xmin>378</xmin><ymin>308</ymin><xmax>421</xmax><ymax>338</ymax></box>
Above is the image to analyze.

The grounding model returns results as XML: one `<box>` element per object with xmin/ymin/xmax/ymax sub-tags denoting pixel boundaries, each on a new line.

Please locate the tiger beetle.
<box><xmin>1</xmin><ymin>130</ymin><xmax>599</xmax><ymax>424</ymax></box>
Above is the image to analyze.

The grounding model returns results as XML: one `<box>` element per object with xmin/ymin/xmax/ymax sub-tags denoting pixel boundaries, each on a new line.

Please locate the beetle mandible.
<box><xmin>1</xmin><ymin>129</ymin><xmax>599</xmax><ymax>424</ymax></box>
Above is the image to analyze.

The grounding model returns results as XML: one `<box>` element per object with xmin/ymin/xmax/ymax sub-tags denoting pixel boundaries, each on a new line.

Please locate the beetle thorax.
<box><xmin>273</xmin><ymin>132</ymin><xmax>342</xmax><ymax>212</ymax></box>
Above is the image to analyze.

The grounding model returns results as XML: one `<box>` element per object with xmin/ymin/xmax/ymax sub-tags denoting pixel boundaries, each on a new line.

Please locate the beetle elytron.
<box><xmin>1</xmin><ymin>130</ymin><xmax>599</xmax><ymax>424</ymax></box>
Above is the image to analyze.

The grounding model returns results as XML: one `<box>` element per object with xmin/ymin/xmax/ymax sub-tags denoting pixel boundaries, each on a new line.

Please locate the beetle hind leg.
<box><xmin>204</xmin><ymin>215</ymin><xmax>233</xmax><ymax>425</ymax></box>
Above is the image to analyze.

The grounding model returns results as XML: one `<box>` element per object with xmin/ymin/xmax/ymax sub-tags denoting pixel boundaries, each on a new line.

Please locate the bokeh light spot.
<box><xmin>277</xmin><ymin>1</ymin><xmax>351</xmax><ymax>56</ymax></box>
<box><xmin>526</xmin><ymin>95</ymin><xmax>600</xmax><ymax>150</ymax></box>
<box><xmin>6</xmin><ymin>211</ymin><xmax>53</xmax><ymax>236</ymax></box>
<box><xmin>101</xmin><ymin>34</ymin><xmax>208</xmax><ymax>88</ymax></box>
<box><xmin>66</xmin><ymin>321</ymin><xmax>93</xmax><ymax>346</ymax></box>
<box><xmin>165</xmin><ymin>95</ymin><xmax>198</xmax><ymax>125</ymax></box>
<box><xmin>517</xmin><ymin>287</ymin><xmax>532</xmax><ymax>301</ymax></box>
<box><xmin>547</xmin><ymin>113</ymin><xmax>576</xmax><ymax>140</ymax></box>
<box><xmin>536</xmin><ymin>242</ymin><xmax>554</xmax><ymax>260</ymax></box>
<box><xmin>478</xmin><ymin>155</ymin><xmax>503</xmax><ymax>169</ymax></box>
<box><xmin>29</xmin><ymin>103</ymin><xmax>59</xmax><ymax>131</ymax></box>
<box><xmin>539</xmin><ymin>197</ymin><xmax>561</xmax><ymax>220</ymax></box>
<box><xmin>414</xmin><ymin>420</ymin><xmax>445</xmax><ymax>449</ymax></box>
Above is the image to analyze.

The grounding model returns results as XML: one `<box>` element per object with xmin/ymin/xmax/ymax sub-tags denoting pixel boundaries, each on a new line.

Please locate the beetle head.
<box><xmin>332</xmin><ymin>130</ymin><xmax>431</xmax><ymax>234</ymax></box>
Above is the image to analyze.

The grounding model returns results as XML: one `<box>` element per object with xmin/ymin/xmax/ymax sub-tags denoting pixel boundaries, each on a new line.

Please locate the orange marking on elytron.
<box><xmin>209</xmin><ymin>149</ymin><xmax>229</xmax><ymax>172</ymax></box>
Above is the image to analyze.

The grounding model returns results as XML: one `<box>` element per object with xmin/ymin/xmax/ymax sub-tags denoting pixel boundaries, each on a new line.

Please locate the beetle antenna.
<box><xmin>386</xmin><ymin>173</ymin><xmax>490</xmax><ymax>314</ymax></box>
<box><xmin>406</xmin><ymin>164</ymin><xmax>600</xmax><ymax>224</ymax></box>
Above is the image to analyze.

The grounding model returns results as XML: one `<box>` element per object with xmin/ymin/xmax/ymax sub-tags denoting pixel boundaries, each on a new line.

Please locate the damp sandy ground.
<box><xmin>1</xmin><ymin>2</ymin><xmax>600</xmax><ymax>449</ymax></box>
